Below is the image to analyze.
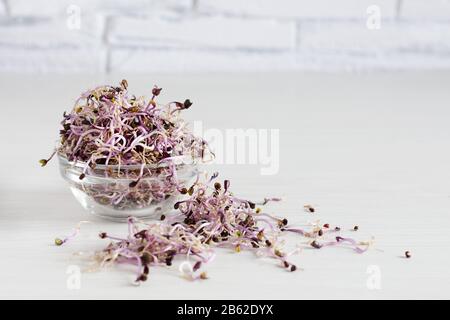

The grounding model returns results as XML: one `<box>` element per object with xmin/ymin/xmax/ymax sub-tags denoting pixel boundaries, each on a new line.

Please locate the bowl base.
<box><xmin>70</xmin><ymin>187</ymin><xmax>176</xmax><ymax>222</ymax></box>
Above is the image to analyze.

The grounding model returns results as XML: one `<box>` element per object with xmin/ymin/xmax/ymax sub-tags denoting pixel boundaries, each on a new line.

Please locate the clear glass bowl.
<box><xmin>58</xmin><ymin>154</ymin><xmax>198</xmax><ymax>221</ymax></box>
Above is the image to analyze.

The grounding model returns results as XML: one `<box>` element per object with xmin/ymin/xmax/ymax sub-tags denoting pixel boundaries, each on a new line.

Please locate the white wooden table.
<box><xmin>1</xmin><ymin>72</ymin><xmax>449</xmax><ymax>299</ymax></box>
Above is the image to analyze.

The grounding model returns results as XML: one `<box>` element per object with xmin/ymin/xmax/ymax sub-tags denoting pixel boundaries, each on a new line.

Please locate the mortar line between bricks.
<box><xmin>295</xmin><ymin>20</ymin><xmax>301</xmax><ymax>51</ymax></box>
<box><xmin>192</xmin><ymin>0</ymin><xmax>199</xmax><ymax>11</ymax></box>
<box><xmin>3</xmin><ymin>0</ymin><xmax>11</xmax><ymax>16</ymax></box>
<box><xmin>396</xmin><ymin>0</ymin><xmax>403</xmax><ymax>20</ymax></box>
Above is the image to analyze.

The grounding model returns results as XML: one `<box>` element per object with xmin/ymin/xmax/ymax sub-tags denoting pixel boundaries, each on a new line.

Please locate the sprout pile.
<box><xmin>57</xmin><ymin>174</ymin><xmax>372</xmax><ymax>283</ymax></box>
<box><xmin>46</xmin><ymin>81</ymin><xmax>373</xmax><ymax>283</ymax></box>
<box><xmin>41</xmin><ymin>80</ymin><xmax>210</xmax><ymax>211</ymax></box>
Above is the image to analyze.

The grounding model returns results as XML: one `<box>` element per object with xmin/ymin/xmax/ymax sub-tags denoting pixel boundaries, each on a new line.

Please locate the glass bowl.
<box><xmin>58</xmin><ymin>155</ymin><xmax>198</xmax><ymax>221</ymax></box>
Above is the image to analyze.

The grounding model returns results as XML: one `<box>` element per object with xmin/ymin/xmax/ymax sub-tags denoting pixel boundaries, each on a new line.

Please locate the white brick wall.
<box><xmin>197</xmin><ymin>0</ymin><xmax>398</xmax><ymax>19</ymax></box>
<box><xmin>1</xmin><ymin>0</ymin><xmax>450</xmax><ymax>73</ymax></box>
<box><xmin>299</xmin><ymin>21</ymin><xmax>450</xmax><ymax>52</ymax></box>
<box><xmin>401</xmin><ymin>0</ymin><xmax>450</xmax><ymax>20</ymax></box>
<box><xmin>0</xmin><ymin>1</ymin><xmax>6</xmax><ymax>16</ymax></box>
<box><xmin>7</xmin><ymin>0</ymin><xmax>191</xmax><ymax>17</ymax></box>
<box><xmin>109</xmin><ymin>16</ymin><xmax>295</xmax><ymax>50</ymax></box>
<box><xmin>0</xmin><ymin>16</ymin><xmax>104</xmax><ymax>48</ymax></box>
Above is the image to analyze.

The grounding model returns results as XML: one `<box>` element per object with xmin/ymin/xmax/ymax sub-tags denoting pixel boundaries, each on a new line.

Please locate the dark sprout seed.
<box><xmin>257</xmin><ymin>230</ymin><xmax>264</xmax><ymax>240</ymax></box>
<box><xmin>143</xmin><ymin>265</ymin><xmax>149</xmax><ymax>275</ymax></box>
<box><xmin>210</xmin><ymin>172</ymin><xmax>219</xmax><ymax>181</ymax></box>
<box><xmin>224</xmin><ymin>180</ymin><xmax>230</xmax><ymax>191</ymax></box>
<box><xmin>99</xmin><ymin>232</ymin><xmax>107</xmax><ymax>239</ymax></box>
<box><xmin>282</xmin><ymin>218</ymin><xmax>288</xmax><ymax>226</ymax></box>
<box><xmin>335</xmin><ymin>227</ymin><xmax>341</xmax><ymax>231</ymax></box>
<box><xmin>183</xmin><ymin>99</ymin><xmax>192</xmax><ymax>109</ymax></box>
<box><xmin>39</xmin><ymin>159</ymin><xmax>48</xmax><ymax>167</ymax></box>
<box><xmin>214</xmin><ymin>182</ymin><xmax>221</xmax><ymax>190</ymax></box>
<box><xmin>248</xmin><ymin>202</ymin><xmax>256</xmax><ymax>209</ymax></box>
<box><xmin>283</xmin><ymin>261</ymin><xmax>290</xmax><ymax>268</ymax></box>
<box><xmin>265</xmin><ymin>240</ymin><xmax>272</xmax><ymax>247</ymax></box>
<box><xmin>180</xmin><ymin>188</ymin><xmax>188</xmax><ymax>194</ymax></box>
<box><xmin>353</xmin><ymin>225</ymin><xmax>359</xmax><ymax>231</ymax></box>
<box><xmin>405</xmin><ymin>251</ymin><xmax>411</xmax><ymax>258</ymax></box>
<box><xmin>79</xmin><ymin>173</ymin><xmax>86</xmax><ymax>180</ymax></box>
<box><xmin>141</xmin><ymin>252</ymin><xmax>152</xmax><ymax>264</ymax></box>
<box><xmin>129</xmin><ymin>180</ymin><xmax>139</xmax><ymax>188</ymax></box>
<box><xmin>121</xmin><ymin>79</ymin><xmax>128</xmax><ymax>90</ymax></box>
<box><xmin>152</xmin><ymin>86</ymin><xmax>162</xmax><ymax>96</ymax></box>
<box><xmin>160</xmin><ymin>214</ymin><xmax>166</xmax><ymax>221</ymax></box>
<box><xmin>134</xmin><ymin>231</ymin><xmax>146</xmax><ymax>239</ymax></box>
<box><xmin>137</xmin><ymin>274</ymin><xmax>147</xmax><ymax>282</ymax></box>
<box><xmin>290</xmin><ymin>265</ymin><xmax>297</xmax><ymax>272</ymax></box>
<box><xmin>193</xmin><ymin>261</ymin><xmax>202</xmax><ymax>272</ymax></box>
<box><xmin>323</xmin><ymin>223</ymin><xmax>330</xmax><ymax>228</ymax></box>
<box><xmin>274</xmin><ymin>250</ymin><xmax>284</xmax><ymax>257</ymax></box>
<box><xmin>318</xmin><ymin>229</ymin><xmax>323</xmax><ymax>236</ymax></box>
<box><xmin>167</xmin><ymin>250</ymin><xmax>176</xmax><ymax>257</ymax></box>
<box><xmin>311</xmin><ymin>241</ymin><xmax>322</xmax><ymax>249</ymax></box>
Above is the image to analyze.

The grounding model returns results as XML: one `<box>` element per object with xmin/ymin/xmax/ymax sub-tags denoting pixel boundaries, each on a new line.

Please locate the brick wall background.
<box><xmin>1</xmin><ymin>0</ymin><xmax>449</xmax><ymax>73</ymax></box>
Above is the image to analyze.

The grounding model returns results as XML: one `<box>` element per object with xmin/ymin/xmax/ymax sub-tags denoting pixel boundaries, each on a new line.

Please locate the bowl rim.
<box><xmin>57</xmin><ymin>152</ymin><xmax>200</xmax><ymax>170</ymax></box>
